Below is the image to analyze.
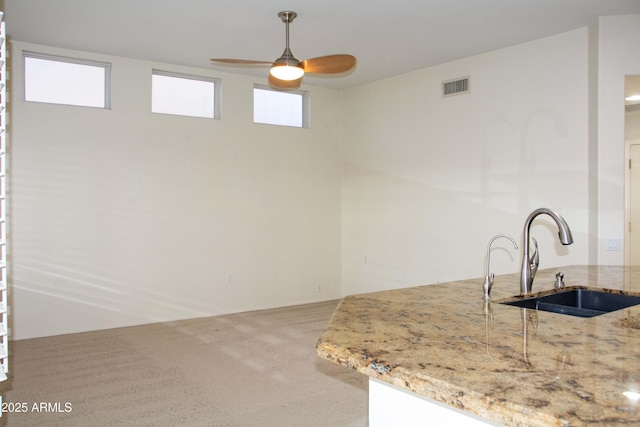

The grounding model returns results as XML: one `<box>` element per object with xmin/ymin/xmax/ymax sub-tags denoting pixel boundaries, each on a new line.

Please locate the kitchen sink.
<box><xmin>499</xmin><ymin>287</ymin><xmax>640</xmax><ymax>318</ymax></box>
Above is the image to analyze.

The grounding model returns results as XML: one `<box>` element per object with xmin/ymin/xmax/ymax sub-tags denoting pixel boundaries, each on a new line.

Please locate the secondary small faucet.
<box><xmin>483</xmin><ymin>234</ymin><xmax>518</xmax><ymax>300</ymax></box>
<box><xmin>520</xmin><ymin>208</ymin><xmax>573</xmax><ymax>295</ymax></box>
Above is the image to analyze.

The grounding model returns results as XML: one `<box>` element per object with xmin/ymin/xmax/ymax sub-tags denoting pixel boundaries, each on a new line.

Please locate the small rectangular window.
<box><xmin>23</xmin><ymin>52</ymin><xmax>110</xmax><ymax>108</ymax></box>
<box><xmin>253</xmin><ymin>86</ymin><xmax>307</xmax><ymax>128</ymax></box>
<box><xmin>152</xmin><ymin>70</ymin><xmax>219</xmax><ymax>119</ymax></box>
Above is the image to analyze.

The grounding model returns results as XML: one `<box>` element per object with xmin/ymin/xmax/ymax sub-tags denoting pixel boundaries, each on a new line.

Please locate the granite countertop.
<box><xmin>316</xmin><ymin>265</ymin><xmax>640</xmax><ymax>426</ymax></box>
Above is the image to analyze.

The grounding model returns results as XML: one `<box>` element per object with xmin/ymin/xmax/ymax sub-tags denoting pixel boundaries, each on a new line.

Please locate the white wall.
<box><xmin>10</xmin><ymin>42</ymin><xmax>344</xmax><ymax>339</ymax></box>
<box><xmin>594</xmin><ymin>15</ymin><xmax>640</xmax><ymax>265</ymax></box>
<box><xmin>10</xmin><ymin>15</ymin><xmax>639</xmax><ymax>338</ymax></box>
<box><xmin>341</xmin><ymin>28</ymin><xmax>591</xmax><ymax>295</ymax></box>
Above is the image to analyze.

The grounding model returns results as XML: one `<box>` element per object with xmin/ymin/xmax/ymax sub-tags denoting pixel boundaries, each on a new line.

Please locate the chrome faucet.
<box><xmin>520</xmin><ymin>208</ymin><xmax>573</xmax><ymax>294</ymax></box>
<box><xmin>483</xmin><ymin>234</ymin><xmax>518</xmax><ymax>300</ymax></box>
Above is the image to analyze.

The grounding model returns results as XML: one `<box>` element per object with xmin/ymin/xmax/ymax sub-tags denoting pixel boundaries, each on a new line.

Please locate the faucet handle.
<box><xmin>483</xmin><ymin>273</ymin><xmax>495</xmax><ymax>300</ymax></box>
<box><xmin>529</xmin><ymin>237</ymin><xmax>539</xmax><ymax>277</ymax></box>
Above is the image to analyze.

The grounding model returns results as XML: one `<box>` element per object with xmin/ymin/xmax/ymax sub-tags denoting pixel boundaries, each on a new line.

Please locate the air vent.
<box><xmin>442</xmin><ymin>76</ymin><xmax>470</xmax><ymax>97</ymax></box>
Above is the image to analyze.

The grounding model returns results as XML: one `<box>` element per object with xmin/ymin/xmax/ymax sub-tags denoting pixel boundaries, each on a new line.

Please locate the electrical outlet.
<box><xmin>316</xmin><ymin>284</ymin><xmax>321</xmax><ymax>293</ymax></box>
<box><xmin>225</xmin><ymin>272</ymin><xmax>233</xmax><ymax>284</ymax></box>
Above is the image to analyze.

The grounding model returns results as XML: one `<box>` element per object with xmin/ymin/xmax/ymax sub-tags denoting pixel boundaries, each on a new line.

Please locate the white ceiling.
<box><xmin>3</xmin><ymin>0</ymin><xmax>640</xmax><ymax>90</ymax></box>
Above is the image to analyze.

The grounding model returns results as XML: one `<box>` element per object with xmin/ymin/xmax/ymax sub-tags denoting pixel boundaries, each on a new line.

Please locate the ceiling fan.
<box><xmin>210</xmin><ymin>11</ymin><xmax>356</xmax><ymax>90</ymax></box>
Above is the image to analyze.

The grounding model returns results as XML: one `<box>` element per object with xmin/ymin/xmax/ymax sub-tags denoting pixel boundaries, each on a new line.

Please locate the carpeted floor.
<box><xmin>0</xmin><ymin>300</ymin><xmax>368</xmax><ymax>426</ymax></box>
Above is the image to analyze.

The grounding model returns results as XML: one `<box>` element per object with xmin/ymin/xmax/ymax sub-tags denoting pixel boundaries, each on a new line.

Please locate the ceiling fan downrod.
<box><xmin>279</xmin><ymin>10</ymin><xmax>297</xmax><ymax>47</ymax></box>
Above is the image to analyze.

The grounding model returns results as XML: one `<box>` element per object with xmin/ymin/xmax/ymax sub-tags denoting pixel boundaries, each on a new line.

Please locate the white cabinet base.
<box><xmin>369</xmin><ymin>378</ymin><xmax>505</xmax><ymax>427</ymax></box>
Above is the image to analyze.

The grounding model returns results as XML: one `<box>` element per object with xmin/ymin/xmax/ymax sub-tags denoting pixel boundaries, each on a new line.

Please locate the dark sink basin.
<box><xmin>500</xmin><ymin>287</ymin><xmax>640</xmax><ymax>318</ymax></box>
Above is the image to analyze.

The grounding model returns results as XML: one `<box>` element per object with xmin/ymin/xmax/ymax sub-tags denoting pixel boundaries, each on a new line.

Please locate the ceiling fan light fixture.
<box><xmin>270</xmin><ymin>48</ymin><xmax>304</xmax><ymax>80</ymax></box>
<box><xmin>270</xmin><ymin>63</ymin><xmax>304</xmax><ymax>81</ymax></box>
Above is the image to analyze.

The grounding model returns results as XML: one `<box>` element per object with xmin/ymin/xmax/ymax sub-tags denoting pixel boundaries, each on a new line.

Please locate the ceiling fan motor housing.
<box><xmin>274</xmin><ymin>47</ymin><xmax>300</xmax><ymax>66</ymax></box>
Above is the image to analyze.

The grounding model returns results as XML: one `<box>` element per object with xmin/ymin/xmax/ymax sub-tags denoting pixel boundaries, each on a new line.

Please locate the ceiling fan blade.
<box><xmin>301</xmin><ymin>55</ymin><xmax>356</xmax><ymax>74</ymax></box>
<box><xmin>268</xmin><ymin>74</ymin><xmax>302</xmax><ymax>90</ymax></box>
<box><xmin>210</xmin><ymin>58</ymin><xmax>273</xmax><ymax>65</ymax></box>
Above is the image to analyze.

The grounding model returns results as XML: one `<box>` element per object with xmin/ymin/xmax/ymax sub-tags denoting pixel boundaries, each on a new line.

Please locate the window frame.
<box><xmin>23</xmin><ymin>51</ymin><xmax>112</xmax><ymax>109</ymax></box>
<box><xmin>151</xmin><ymin>69</ymin><xmax>220</xmax><ymax>119</ymax></box>
<box><xmin>253</xmin><ymin>84</ymin><xmax>309</xmax><ymax>128</ymax></box>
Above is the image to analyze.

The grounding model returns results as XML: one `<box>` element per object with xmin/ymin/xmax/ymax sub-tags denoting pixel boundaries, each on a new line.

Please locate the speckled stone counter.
<box><xmin>316</xmin><ymin>266</ymin><xmax>640</xmax><ymax>426</ymax></box>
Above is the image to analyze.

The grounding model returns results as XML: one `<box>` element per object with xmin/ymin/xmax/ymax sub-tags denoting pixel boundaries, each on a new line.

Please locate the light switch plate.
<box><xmin>606</xmin><ymin>238</ymin><xmax>621</xmax><ymax>251</ymax></box>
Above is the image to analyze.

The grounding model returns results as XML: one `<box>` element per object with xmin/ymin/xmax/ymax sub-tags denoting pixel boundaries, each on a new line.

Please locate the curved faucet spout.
<box><xmin>520</xmin><ymin>208</ymin><xmax>573</xmax><ymax>294</ymax></box>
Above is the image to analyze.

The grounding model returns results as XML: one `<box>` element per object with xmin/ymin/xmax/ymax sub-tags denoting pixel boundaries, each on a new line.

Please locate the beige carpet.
<box><xmin>0</xmin><ymin>300</ymin><xmax>367</xmax><ymax>426</ymax></box>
